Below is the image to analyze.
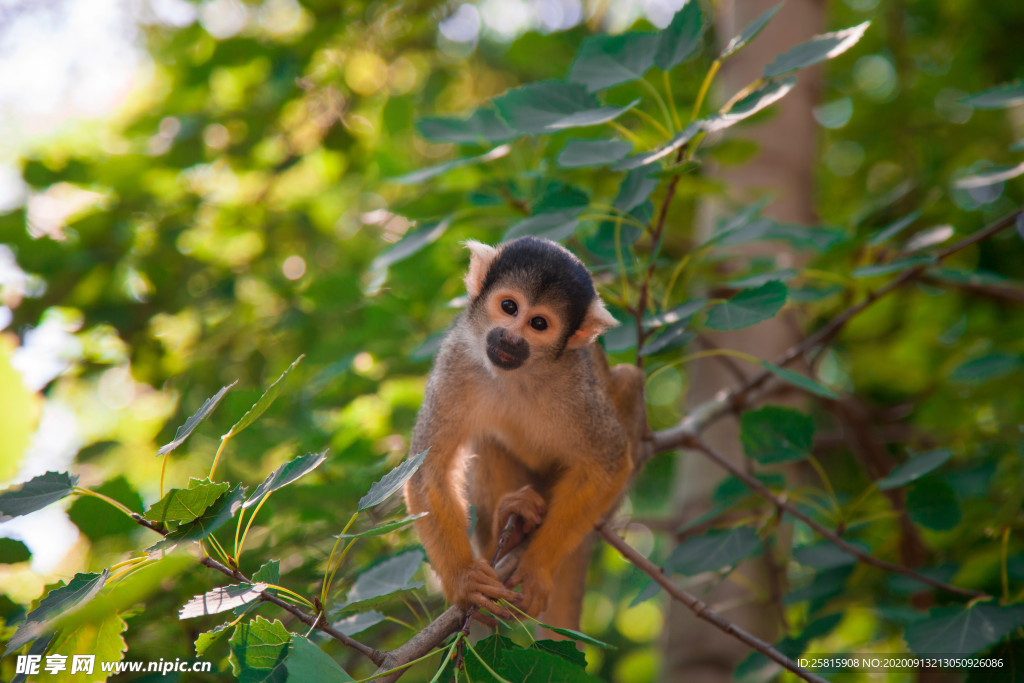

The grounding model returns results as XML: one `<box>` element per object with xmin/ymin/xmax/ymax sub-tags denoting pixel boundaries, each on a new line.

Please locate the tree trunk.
<box><xmin>661</xmin><ymin>0</ymin><xmax>825</xmax><ymax>680</ymax></box>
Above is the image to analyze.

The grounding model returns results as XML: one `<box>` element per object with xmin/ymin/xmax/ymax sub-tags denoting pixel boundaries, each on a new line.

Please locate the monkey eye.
<box><xmin>530</xmin><ymin>316</ymin><xmax>548</xmax><ymax>331</ymax></box>
<box><xmin>501</xmin><ymin>299</ymin><xmax>518</xmax><ymax>316</ymax></box>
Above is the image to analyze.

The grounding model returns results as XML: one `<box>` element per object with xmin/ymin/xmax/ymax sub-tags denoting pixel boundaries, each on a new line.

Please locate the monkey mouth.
<box><xmin>486</xmin><ymin>345</ymin><xmax>527</xmax><ymax>370</ymax></box>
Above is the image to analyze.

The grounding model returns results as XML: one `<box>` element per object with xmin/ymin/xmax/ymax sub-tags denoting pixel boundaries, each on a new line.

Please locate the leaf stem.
<box><xmin>691</xmin><ymin>59</ymin><xmax>720</xmax><ymax>121</ymax></box>
<box><xmin>207</xmin><ymin>534</ymin><xmax>233</xmax><ymax>566</ymax></box>
<box><xmin>159</xmin><ymin>452</ymin><xmax>170</xmax><ymax>499</ymax></box>
<box><xmin>72</xmin><ymin>487</ymin><xmax>136</xmax><ymax>519</ymax></box>
<box><xmin>209</xmin><ymin>435</ymin><xmax>231</xmax><ymax>481</ymax></box>
<box><xmin>236</xmin><ymin>492</ymin><xmax>272</xmax><ymax>559</ymax></box>
<box><xmin>465</xmin><ymin>641</ymin><xmax>514</xmax><ymax>683</ymax></box>
<box><xmin>632</xmin><ymin>83</ymin><xmax>673</xmax><ymax>137</ymax></box>
<box><xmin>322</xmin><ymin>511</ymin><xmax>359</xmax><ymax>605</ymax></box>
<box><xmin>605</xmin><ymin>120</ymin><xmax>645</xmax><ymax>147</ymax></box>
<box><xmin>661</xmin><ymin>253</ymin><xmax>692</xmax><ymax>310</ymax></box>
<box><xmin>663</xmin><ymin>70</ymin><xmax>683</xmax><ymax>131</ymax></box>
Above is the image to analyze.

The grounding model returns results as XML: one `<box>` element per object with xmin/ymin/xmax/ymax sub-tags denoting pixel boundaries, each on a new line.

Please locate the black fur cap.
<box><xmin>475</xmin><ymin>236</ymin><xmax>596</xmax><ymax>334</ymax></box>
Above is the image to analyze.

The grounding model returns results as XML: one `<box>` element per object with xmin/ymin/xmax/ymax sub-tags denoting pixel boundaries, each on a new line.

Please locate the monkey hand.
<box><xmin>494</xmin><ymin>485</ymin><xmax>546</xmax><ymax>554</ymax></box>
<box><xmin>449</xmin><ymin>558</ymin><xmax>523</xmax><ymax>623</ymax></box>
<box><xmin>507</xmin><ymin>563</ymin><xmax>553</xmax><ymax>617</ymax></box>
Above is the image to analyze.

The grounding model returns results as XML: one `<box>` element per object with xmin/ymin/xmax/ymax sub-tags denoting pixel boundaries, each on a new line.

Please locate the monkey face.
<box><xmin>481</xmin><ymin>289</ymin><xmax>564</xmax><ymax>371</ymax></box>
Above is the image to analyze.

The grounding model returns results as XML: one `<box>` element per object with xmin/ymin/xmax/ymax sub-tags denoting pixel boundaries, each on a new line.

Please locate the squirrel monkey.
<box><xmin>405</xmin><ymin>236</ymin><xmax>646</xmax><ymax>627</ymax></box>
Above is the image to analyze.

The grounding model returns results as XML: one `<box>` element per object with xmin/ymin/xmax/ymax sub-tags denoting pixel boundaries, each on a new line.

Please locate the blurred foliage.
<box><xmin>0</xmin><ymin>0</ymin><xmax>1023</xmax><ymax>681</ymax></box>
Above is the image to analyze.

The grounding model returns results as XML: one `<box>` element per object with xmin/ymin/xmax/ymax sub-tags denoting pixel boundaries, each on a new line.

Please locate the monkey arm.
<box><xmin>404</xmin><ymin>395</ymin><xmax>522</xmax><ymax>617</ymax></box>
<box><xmin>511</xmin><ymin>452</ymin><xmax>631</xmax><ymax>616</ymax></box>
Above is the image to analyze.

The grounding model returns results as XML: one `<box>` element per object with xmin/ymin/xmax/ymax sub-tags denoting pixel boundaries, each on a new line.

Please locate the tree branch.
<box><xmin>596</xmin><ymin>522</ymin><xmax>828</xmax><ymax>683</ymax></box>
<box><xmin>683</xmin><ymin>436</ymin><xmax>987</xmax><ymax>599</ymax></box>
<box><xmin>650</xmin><ymin>209</ymin><xmax>1023</xmax><ymax>454</ymax></box>
<box><xmin>371</xmin><ymin>547</ymin><xmax>524</xmax><ymax>683</ymax></box>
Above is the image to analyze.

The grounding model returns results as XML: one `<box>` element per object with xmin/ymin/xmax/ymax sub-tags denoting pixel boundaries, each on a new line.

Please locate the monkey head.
<box><xmin>462</xmin><ymin>236</ymin><xmax>618</xmax><ymax>372</ymax></box>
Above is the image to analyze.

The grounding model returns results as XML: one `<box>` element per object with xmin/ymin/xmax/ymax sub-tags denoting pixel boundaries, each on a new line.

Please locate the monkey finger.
<box><xmin>471</xmin><ymin>610</ymin><xmax>499</xmax><ymax>628</ymax></box>
<box><xmin>477</xmin><ymin>580</ymin><xmax>523</xmax><ymax>606</ymax></box>
<box><xmin>469</xmin><ymin>593</ymin><xmax>511</xmax><ymax>620</ymax></box>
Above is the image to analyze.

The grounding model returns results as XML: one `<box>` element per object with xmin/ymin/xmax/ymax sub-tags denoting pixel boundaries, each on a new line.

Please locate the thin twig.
<box><xmin>684</xmin><ymin>436</ymin><xmax>987</xmax><ymax>600</ymax></box>
<box><xmin>199</xmin><ymin>556</ymin><xmax>386</xmax><ymax>665</ymax></box>
<box><xmin>596</xmin><ymin>522</ymin><xmax>828</xmax><ymax>683</ymax></box>
<box><xmin>127</xmin><ymin>514</ymin><xmax>383</xmax><ymax>665</ymax></box>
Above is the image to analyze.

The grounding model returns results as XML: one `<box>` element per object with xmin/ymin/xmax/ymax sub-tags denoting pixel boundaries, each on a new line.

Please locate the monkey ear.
<box><xmin>566</xmin><ymin>297</ymin><xmax>619</xmax><ymax>350</ymax></box>
<box><xmin>463</xmin><ymin>240</ymin><xmax>499</xmax><ymax>299</ymax></box>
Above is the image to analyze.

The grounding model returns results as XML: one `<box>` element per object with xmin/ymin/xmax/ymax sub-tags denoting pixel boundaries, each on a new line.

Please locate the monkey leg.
<box><xmin>539</xmin><ymin>531</ymin><xmax>594</xmax><ymax>637</ymax></box>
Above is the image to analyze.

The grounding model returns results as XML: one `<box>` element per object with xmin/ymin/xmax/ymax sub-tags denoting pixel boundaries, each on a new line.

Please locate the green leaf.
<box><xmin>760</xmin><ymin>222</ymin><xmax>846</xmax><ymax>251</ymax></box>
<box><xmin>531</xmin><ymin>639</ymin><xmax>587</xmax><ymax>668</ymax></box>
<box><xmin>48</xmin><ymin>609</ymin><xmax>127</xmax><ymax>683</ymax></box>
<box><xmin>390</xmin><ymin>145</ymin><xmax>510</xmax><ymax>185</ymax></box>
<box><xmin>536</xmin><ymin>624</ymin><xmax>614</xmax><ymax>650</ymax></box>
<box><xmin>4</xmin><ymin>570</ymin><xmax>109</xmax><ymax>657</ymax></box>
<box><xmin>651</xmin><ymin>159</ymin><xmax>702</xmax><ymax>178</ymax></box>
<box><xmin>330</xmin><ymin>610</ymin><xmax>385</xmax><ymax>636</ymax></box>
<box><xmin>568</xmin><ymin>32</ymin><xmax>658</xmax><ymax>92</ymax></box>
<box><xmin>726</xmin><ymin>268</ymin><xmax>798</xmax><ymax>289</ymax></box>
<box><xmin>792</xmin><ymin>541</ymin><xmax>864</xmax><ymax>569</ymax></box>
<box><xmin>763</xmin><ymin>22</ymin><xmax>870</xmax><ymax>79</ymax></box>
<box><xmin>463</xmin><ymin>634</ymin><xmax>520</xmax><ymax>683</ymax></box>
<box><xmin>762</xmin><ymin>361</ymin><xmax>839</xmax><ymax>399</ymax></box>
<box><xmin>499</xmin><ymin>648</ymin><xmax>597</xmax><ymax>682</ymax></box>
<box><xmin>530</xmin><ymin>182</ymin><xmax>590</xmax><ymax>214</ymax></box>
<box><xmin>720</xmin><ymin>3</ymin><xmax>782</xmax><ymax>59</ymax></box>
<box><xmin>784</xmin><ymin>566</ymin><xmax>852</xmax><ymax>604</ymax></box>
<box><xmin>613</xmin><ymin>122</ymin><xmax>701</xmax><ymax>171</ymax></box>
<box><xmin>740</xmin><ymin>405</ymin><xmax>815</xmax><ymax>464</ymax></box>
<box><xmin>145</xmin><ymin>478</ymin><xmax>230</xmax><ymax>523</ymax></box>
<box><xmin>334</xmin><ymin>550</ymin><xmax>425</xmax><ymax>613</ymax></box>
<box><xmin>158</xmin><ymin>382</ymin><xmax>236</xmax><ymax>456</ymax></box>
<box><xmin>906</xmin><ymin>478</ymin><xmax>961</xmax><ymax>530</ymax></box>
<box><xmin>286</xmin><ymin>635</ymin><xmax>355</xmax><ymax>682</ymax></box>
<box><xmin>493</xmin><ymin>81</ymin><xmax>637</xmax><ymax>134</ymax></box>
<box><xmin>11</xmin><ymin>635</ymin><xmax>53</xmax><ymax>683</ymax></box>
<box><xmin>417</xmin><ymin>108</ymin><xmax>518</xmax><ymax>143</ymax></box>
<box><xmin>148</xmin><ymin>485</ymin><xmax>248</xmax><ymax>553</ymax></box>
<box><xmin>852</xmin><ymin>255</ymin><xmax>936</xmax><ymax>278</ymax></box>
<box><xmin>0</xmin><ymin>471</ymin><xmax>79</xmax><ymax>521</ymax></box>
<box><xmin>601</xmin><ymin>317</ymin><xmax>638</xmax><ymax>352</ymax></box>
<box><xmin>866</xmin><ymin>209</ymin><xmax>922</xmax><ymax>246</ymax></box>
<box><xmin>252</xmin><ymin>560</ymin><xmax>281</xmax><ymax>585</ymax></box>
<box><xmin>0</xmin><ymin>538</ymin><xmax>30</xmax><ymax>563</ymax></box>
<box><xmin>705</xmin><ymin>281</ymin><xmax>787</xmax><ymax>331</ymax></box>
<box><xmin>644</xmin><ymin>298</ymin><xmax>706</xmax><ymax>330</ymax></box>
<box><xmin>245</xmin><ymin>451</ymin><xmax>327</xmax><ymax>508</ymax></box>
<box><xmin>614</xmin><ymin>163</ymin><xmax>659</xmax><ymax>212</ymax></box>
<box><xmin>196</xmin><ymin>623</ymin><xmax>231</xmax><ymax>657</ymax></box>
<box><xmin>887</xmin><ymin>565</ymin><xmax>957</xmax><ymax>596</ymax></box>
<box><xmin>905</xmin><ymin>605</ymin><xmax>1024</xmax><ymax>655</ymax></box>
<box><xmin>583</xmin><ymin>202</ymin><xmax>647</xmax><ymax>263</ymax></box>
<box><xmin>556</xmin><ymin>139</ymin><xmax>632</xmax><ymax>168</ymax></box>
<box><xmin>655</xmin><ymin>0</ymin><xmax>705</xmax><ymax>69</ymax></box>
<box><xmin>665</xmin><ymin>527</ymin><xmax>762</xmax><ymax>575</ymax></box>
<box><xmin>180</xmin><ymin>583</ymin><xmax>269</xmax><ymax>619</ymax></box>
<box><xmin>949</xmin><ymin>352</ymin><xmax>1021</xmax><ymax>385</ymax></box>
<box><xmin>503</xmin><ymin>210</ymin><xmax>580</xmax><ymax>243</ymax></box>
<box><xmin>335</xmin><ymin>513</ymin><xmax>428</xmax><ymax>539</ymax></box>
<box><xmin>712</xmin><ymin>473</ymin><xmax>786</xmax><ymax>507</ymax></box>
<box><xmin>358</xmin><ymin>449</ymin><xmax>428</xmax><ymax>510</ymax></box>
<box><xmin>68</xmin><ymin>476</ymin><xmax>144</xmax><ymax>541</ymax></box>
<box><xmin>960</xmin><ymin>80</ymin><xmax>1024</xmax><ymax>110</ymax></box>
<box><xmin>229</xmin><ymin>617</ymin><xmax>291</xmax><ymax>683</ymax></box>
<box><xmin>371</xmin><ymin>217</ymin><xmax>453</xmax><ymax>273</ymax></box>
<box><xmin>228</xmin><ymin>355</ymin><xmax>304</xmax><ymax>437</ymax></box>
<box><xmin>703</xmin><ymin>77</ymin><xmax>797</xmax><ymax>133</ymax></box>
<box><xmin>638</xmin><ymin>321</ymin><xmax>694</xmax><ymax>357</ymax></box>
<box><xmin>954</xmin><ymin>162</ymin><xmax>1024</xmax><ymax>189</ymax></box>
<box><xmin>707</xmin><ymin>196</ymin><xmax>773</xmax><ymax>245</ymax></box>
<box><xmin>878</xmin><ymin>450</ymin><xmax>953</xmax><ymax>490</ymax></box>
